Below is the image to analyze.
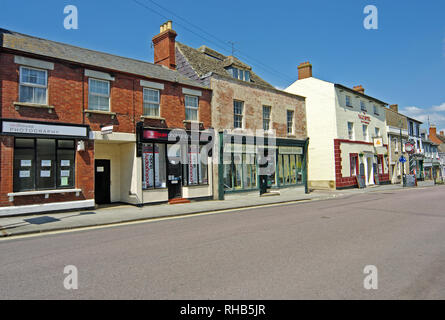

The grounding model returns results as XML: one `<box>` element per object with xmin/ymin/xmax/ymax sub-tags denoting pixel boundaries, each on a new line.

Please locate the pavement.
<box><xmin>1</xmin><ymin>184</ymin><xmax>444</xmax><ymax>299</ymax></box>
<box><xmin>0</xmin><ymin>180</ymin><xmax>436</xmax><ymax>238</ymax></box>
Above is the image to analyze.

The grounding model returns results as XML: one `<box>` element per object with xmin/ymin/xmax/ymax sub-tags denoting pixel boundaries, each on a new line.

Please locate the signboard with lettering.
<box><xmin>356</xmin><ymin>175</ymin><xmax>366</xmax><ymax>189</ymax></box>
<box><xmin>358</xmin><ymin>113</ymin><xmax>371</xmax><ymax>124</ymax></box>
<box><xmin>405</xmin><ymin>174</ymin><xmax>417</xmax><ymax>187</ymax></box>
<box><xmin>1</xmin><ymin>120</ymin><xmax>88</xmax><ymax>137</ymax></box>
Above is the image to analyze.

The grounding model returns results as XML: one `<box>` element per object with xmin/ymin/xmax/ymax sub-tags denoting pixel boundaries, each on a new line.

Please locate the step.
<box><xmin>168</xmin><ymin>198</ymin><xmax>191</xmax><ymax>205</ymax></box>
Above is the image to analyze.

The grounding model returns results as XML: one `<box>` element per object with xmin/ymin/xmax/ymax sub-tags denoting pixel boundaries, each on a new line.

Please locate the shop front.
<box><xmin>219</xmin><ymin>132</ymin><xmax>308</xmax><ymax>195</ymax></box>
<box><xmin>0</xmin><ymin>119</ymin><xmax>93</xmax><ymax>216</ymax></box>
<box><xmin>138</xmin><ymin>125</ymin><xmax>213</xmax><ymax>204</ymax></box>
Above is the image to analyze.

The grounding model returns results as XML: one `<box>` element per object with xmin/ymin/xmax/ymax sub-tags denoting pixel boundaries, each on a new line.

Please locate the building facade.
<box><xmin>152</xmin><ymin>22</ymin><xmax>309</xmax><ymax>199</ymax></box>
<box><xmin>406</xmin><ymin>117</ymin><xmax>424</xmax><ymax>180</ymax></box>
<box><xmin>427</xmin><ymin>125</ymin><xmax>445</xmax><ymax>181</ymax></box>
<box><xmin>285</xmin><ymin>62</ymin><xmax>390</xmax><ymax>190</ymax></box>
<box><xmin>0</xmin><ymin>28</ymin><xmax>212</xmax><ymax>216</ymax></box>
<box><xmin>384</xmin><ymin>104</ymin><xmax>409</xmax><ymax>184</ymax></box>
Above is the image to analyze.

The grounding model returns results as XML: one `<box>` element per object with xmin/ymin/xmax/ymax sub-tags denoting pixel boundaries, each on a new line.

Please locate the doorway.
<box><xmin>366</xmin><ymin>156</ymin><xmax>374</xmax><ymax>185</ymax></box>
<box><xmin>95</xmin><ymin>159</ymin><xmax>111</xmax><ymax>204</ymax></box>
<box><xmin>167</xmin><ymin>145</ymin><xmax>182</xmax><ymax>200</ymax></box>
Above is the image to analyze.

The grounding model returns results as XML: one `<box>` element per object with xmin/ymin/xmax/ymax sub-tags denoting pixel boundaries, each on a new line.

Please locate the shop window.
<box><xmin>143</xmin><ymin>88</ymin><xmax>160</xmax><ymax>116</ymax></box>
<box><xmin>88</xmin><ymin>78</ymin><xmax>110</xmax><ymax>111</ymax></box>
<box><xmin>185</xmin><ymin>145</ymin><xmax>208</xmax><ymax>185</ymax></box>
<box><xmin>277</xmin><ymin>153</ymin><xmax>303</xmax><ymax>186</ymax></box>
<box><xmin>142</xmin><ymin>143</ymin><xmax>167</xmax><ymax>189</ymax></box>
<box><xmin>13</xmin><ymin>138</ymin><xmax>75</xmax><ymax>192</ymax></box>
<box><xmin>185</xmin><ymin>95</ymin><xmax>199</xmax><ymax>121</ymax></box>
<box><xmin>19</xmin><ymin>66</ymin><xmax>47</xmax><ymax>104</ymax></box>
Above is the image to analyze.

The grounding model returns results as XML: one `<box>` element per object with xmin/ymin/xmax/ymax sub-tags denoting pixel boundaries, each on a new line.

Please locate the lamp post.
<box><xmin>399</xmin><ymin>120</ymin><xmax>405</xmax><ymax>187</ymax></box>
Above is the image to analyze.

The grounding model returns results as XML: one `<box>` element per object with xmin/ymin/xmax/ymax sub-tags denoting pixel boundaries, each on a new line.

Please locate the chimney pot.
<box><xmin>153</xmin><ymin>20</ymin><xmax>177</xmax><ymax>70</ymax></box>
<box><xmin>353</xmin><ymin>85</ymin><xmax>365</xmax><ymax>94</ymax></box>
<box><xmin>297</xmin><ymin>61</ymin><xmax>312</xmax><ymax>80</ymax></box>
<box><xmin>389</xmin><ymin>104</ymin><xmax>398</xmax><ymax>113</ymax></box>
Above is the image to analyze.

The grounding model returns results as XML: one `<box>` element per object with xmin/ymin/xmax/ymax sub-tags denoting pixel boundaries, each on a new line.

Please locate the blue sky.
<box><xmin>2</xmin><ymin>0</ymin><xmax>444</xmax><ymax>131</ymax></box>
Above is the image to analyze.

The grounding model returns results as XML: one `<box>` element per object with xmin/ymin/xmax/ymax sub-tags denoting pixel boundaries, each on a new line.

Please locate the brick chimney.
<box><xmin>389</xmin><ymin>104</ymin><xmax>398</xmax><ymax>112</ymax></box>
<box><xmin>353</xmin><ymin>85</ymin><xmax>365</xmax><ymax>94</ymax></box>
<box><xmin>152</xmin><ymin>21</ymin><xmax>177</xmax><ymax>70</ymax></box>
<box><xmin>298</xmin><ymin>61</ymin><xmax>312</xmax><ymax>80</ymax></box>
<box><xmin>429</xmin><ymin>125</ymin><xmax>437</xmax><ymax>137</ymax></box>
<box><xmin>441</xmin><ymin>131</ymin><xmax>444</xmax><ymax>136</ymax></box>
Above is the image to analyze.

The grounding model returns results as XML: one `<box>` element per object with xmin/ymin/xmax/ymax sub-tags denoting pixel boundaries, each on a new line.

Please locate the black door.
<box><xmin>167</xmin><ymin>146</ymin><xmax>182</xmax><ymax>199</ymax></box>
<box><xmin>95</xmin><ymin>160</ymin><xmax>111</xmax><ymax>204</ymax></box>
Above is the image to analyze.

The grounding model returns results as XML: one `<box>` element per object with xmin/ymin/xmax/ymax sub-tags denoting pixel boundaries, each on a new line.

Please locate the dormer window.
<box><xmin>228</xmin><ymin>67</ymin><xmax>250</xmax><ymax>82</ymax></box>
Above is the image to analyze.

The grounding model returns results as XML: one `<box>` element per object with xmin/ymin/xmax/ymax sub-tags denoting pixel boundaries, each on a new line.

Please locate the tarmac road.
<box><xmin>1</xmin><ymin>186</ymin><xmax>445</xmax><ymax>299</ymax></box>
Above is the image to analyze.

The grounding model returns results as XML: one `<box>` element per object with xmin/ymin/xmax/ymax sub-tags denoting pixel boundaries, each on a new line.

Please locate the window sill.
<box><xmin>8</xmin><ymin>188</ymin><xmax>82</xmax><ymax>201</ymax></box>
<box><xmin>183</xmin><ymin>120</ymin><xmax>203</xmax><ymax>124</ymax></box>
<box><xmin>14</xmin><ymin>102</ymin><xmax>55</xmax><ymax>113</ymax></box>
<box><xmin>287</xmin><ymin>134</ymin><xmax>297</xmax><ymax>138</ymax></box>
<box><xmin>84</xmin><ymin>110</ymin><xmax>116</xmax><ymax>119</ymax></box>
<box><xmin>141</xmin><ymin>116</ymin><xmax>165</xmax><ymax>121</ymax></box>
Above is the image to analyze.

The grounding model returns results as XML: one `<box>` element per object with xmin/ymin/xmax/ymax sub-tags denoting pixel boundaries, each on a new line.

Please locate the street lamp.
<box><xmin>399</xmin><ymin>119</ymin><xmax>405</xmax><ymax>187</ymax></box>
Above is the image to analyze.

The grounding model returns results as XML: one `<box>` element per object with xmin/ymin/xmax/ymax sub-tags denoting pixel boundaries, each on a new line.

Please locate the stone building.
<box><xmin>152</xmin><ymin>21</ymin><xmax>309</xmax><ymax>199</ymax></box>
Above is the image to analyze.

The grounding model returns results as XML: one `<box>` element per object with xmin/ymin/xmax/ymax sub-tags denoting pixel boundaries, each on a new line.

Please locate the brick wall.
<box><xmin>0</xmin><ymin>51</ymin><xmax>211</xmax><ymax>208</ymax></box>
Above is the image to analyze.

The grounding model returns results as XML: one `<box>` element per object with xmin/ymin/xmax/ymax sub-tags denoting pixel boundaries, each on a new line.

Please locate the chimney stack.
<box><xmin>353</xmin><ymin>85</ymin><xmax>365</xmax><ymax>94</ymax></box>
<box><xmin>152</xmin><ymin>20</ymin><xmax>177</xmax><ymax>70</ymax></box>
<box><xmin>429</xmin><ymin>125</ymin><xmax>437</xmax><ymax>137</ymax></box>
<box><xmin>297</xmin><ymin>61</ymin><xmax>312</xmax><ymax>80</ymax></box>
<box><xmin>440</xmin><ymin>131</ymin><xmax>444</xmax><ymax>136</ymax></box>
<box><xmin>389</xmin><ymin>104</ymin><xmax>399</xmax><ymax>113</ymax></box>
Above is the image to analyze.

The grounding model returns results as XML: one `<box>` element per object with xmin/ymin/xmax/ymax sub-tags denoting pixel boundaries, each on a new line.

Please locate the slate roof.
<box><xmin>0</xmin><ymin>28</ymin><xmax>207</xmax><ymax>89</ymax></box>
<box><xmin>176</xmin><ymin>42</ymin><xmax>274</xmax><ymax>89</ymax></box>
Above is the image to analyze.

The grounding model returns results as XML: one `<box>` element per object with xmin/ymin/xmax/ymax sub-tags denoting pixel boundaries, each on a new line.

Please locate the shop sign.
<box><xmin>358</xmin><ymin>114</ymin><xmax>371</xmax><ymax>124</ymax></box>
<box><xmin>373</xmin><ymin>137</ymin><xmax>383</xmax><ymax>148</ymax></box>
<box><xmin>278</xmin><ymin>146</ymin><xmax>303</xmax><ymax>155</ymax></box>
<box><xmin>2</xmin><ymin>121</ymin><xmax>87</xmax><ymax>137</ymax></box>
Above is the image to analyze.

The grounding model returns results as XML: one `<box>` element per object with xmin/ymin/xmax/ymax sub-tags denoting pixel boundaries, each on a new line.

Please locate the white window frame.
<box><xmin>19</xmin><ymin>66</ymin><xmax>48</xmax><ymax>105</ymax></box>
<box><xmin>287</xmin><ymin>110</ymin><xmax>294</xmax><ymax>135</ymax></box>
<box><xmin>360</xmin><ymin>101</ymin><xmax>367</xmax><ymax>112</ymax></box>
<box><xmin>373</xmin><ymin>104</ymin><xmax>379</xmax><ymax>115</ymax></box>
<box><xmin>375</xmin><ymin>127</ymin><xmax>380</xmax><ymax>138</ymax></box>
<box><xmin>143</xmin><ymin>88</ymin><xmax>160</xmax><ymax>117</ymax></box>
<box><xmin>88</xmin><ymin>78</ymin><xmax>110</xmax><ymax>111</ymax></box>
<box><xmin>185</xmin><ymin>95</ymin><xmax>199</xmax><ymax>121</ymax></box>
<box><xmin>263</xmin><ymin>105</ymin><xmax>271</xmax><ymax>131</ymax></box>
<box><xmin>362</xmin><ymin>124</ymin><xmax>368</xmax><ymax>142</ymax></box>
<box><xmin>233</xmin><ymin>100</ymin><xmax>244</xmax><ymax>129</ymax></box>
<box><xmin>394</xmin><ymin>137</ymin><xmax>399</xmax><ymax>152</ymax></box>
<box><xmin>345</xmin><ymin>95</ymin><xmax>352</xmax><ymax>107</ymax></box>
<box><xmin>347</xmin><ymin>122</ymin><xmax>354</xmax><ymax>140</ymax></box>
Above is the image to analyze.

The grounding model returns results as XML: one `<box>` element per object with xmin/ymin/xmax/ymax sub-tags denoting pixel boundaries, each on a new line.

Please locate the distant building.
<box><xmin>427</xmin><ymin>125</ymin><xmax>445</xmax><ymax>181</ymax></box>
<box><xmin>384</xmin><ymin>104</ymin><xmax>409</xmax><ymax>184</ymax></box>
<box><xmin>406</xmin><ymin>117</ymin><xmax>424</xmax><ymax>180</ymax></box>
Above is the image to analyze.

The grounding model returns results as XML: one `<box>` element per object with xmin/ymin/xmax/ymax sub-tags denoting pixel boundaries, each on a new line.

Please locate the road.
<box><xmin>1</xmin><ymin>186</ymin><xmax>445</xmax><ymax>299</ymax></box>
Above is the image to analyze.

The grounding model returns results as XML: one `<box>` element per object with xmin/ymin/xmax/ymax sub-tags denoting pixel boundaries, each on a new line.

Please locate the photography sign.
<box><xmin>1</xmin><ymin>120</ymin><xmax>88</xmax><ymax>138</ymax></box>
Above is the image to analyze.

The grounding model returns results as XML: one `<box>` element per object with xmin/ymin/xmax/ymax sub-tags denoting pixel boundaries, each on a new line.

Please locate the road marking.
<box><xmin>0</xmin><ymin>198</ymin><xmax>320</xmax><ymax>242</ymax></box>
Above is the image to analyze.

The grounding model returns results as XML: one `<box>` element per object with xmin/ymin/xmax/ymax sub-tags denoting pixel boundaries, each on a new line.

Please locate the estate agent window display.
<box><xmin>13</xmin><ymin>138</ymin><xmax>76</xmax><ymax>192</ymax></box>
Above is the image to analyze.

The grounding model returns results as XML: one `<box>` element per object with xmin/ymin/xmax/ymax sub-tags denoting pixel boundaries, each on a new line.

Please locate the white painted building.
<box><xmin>285</xmin><ymin>62</ymin><xmax>390</xmax><ymax>189</ymax></box>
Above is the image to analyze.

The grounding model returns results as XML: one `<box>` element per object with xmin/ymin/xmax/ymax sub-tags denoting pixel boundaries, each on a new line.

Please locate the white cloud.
<box><xmin>432</xmin><ymin>103</ymin><xmax>445</xmax><ymax>112</ymax></box>
<box><xmin>400</xmin><ymin>102</ymin><xmax>445</xmax><ymax>131</ymax></box>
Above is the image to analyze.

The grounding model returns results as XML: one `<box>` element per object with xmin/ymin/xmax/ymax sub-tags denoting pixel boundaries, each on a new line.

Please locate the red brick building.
<box><xmin>0</xmin><ymin>28</ymin><xmax>212</xmax><ymax>216</ymax></box>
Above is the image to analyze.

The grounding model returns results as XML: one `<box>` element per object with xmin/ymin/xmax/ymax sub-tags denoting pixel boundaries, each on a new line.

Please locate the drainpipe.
<box><xmin>218</xmin><ymin>132</ymin><xmax>224</xmax><ymax>200</ymax></box>
<box><xmin>303</xmin><ymin>137</ymin><xmax>310</xmax><ymax>194</ymax></box>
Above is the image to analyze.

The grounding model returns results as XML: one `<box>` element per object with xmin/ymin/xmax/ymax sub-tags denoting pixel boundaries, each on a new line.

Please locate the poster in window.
<box><xmin>19</xmin><ymin>170</ymin><xmax>30</xmax><ymax>178</ymax></box>
<box><xmin>188</xmin><ymin>145</ymin><xmax>199</xmax><ymax>184</ymax></box>
<box><xmin>154</xmin><ymin>144</ymin><xmax>160</xmax><ymax>188</ymax></box>
<box><xmin>61</xmin><ymin>177</ymin><xmax>69</xmax><ymax>186</ymax></box>
<box><xmin>21</xmin><ymin>160</ymin><xmax>32</xmax><ymax>167</ymax></box>
<box><xmin>61</xmin><ymin>160</ymin><xmax>70</xmax><ymax>167</ymax></box>
<box><xmin>41</xmin><ymin>160</ymin><xmax>52</xmax><ymax>167</ymax></box>
<box><xmin>40</xmin><ymin>170</ymin><xmax>51</xmax><ymax>177</ymax></box>
<box><xmin>61</xmin><ymin>170</ymin><xmax>70</xmax><ymax>177</ymax></box>
<box><xmin>142</xmin><ymin>144</ymin><xmax>154</xmax><ymax>189</ymax></box>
